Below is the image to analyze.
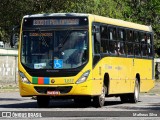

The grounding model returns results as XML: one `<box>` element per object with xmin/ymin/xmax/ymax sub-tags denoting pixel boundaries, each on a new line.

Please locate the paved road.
<box><xmin>0</xmin><ymin>92</ymin><xmax>160</xmax><ymax>119</ymax></box>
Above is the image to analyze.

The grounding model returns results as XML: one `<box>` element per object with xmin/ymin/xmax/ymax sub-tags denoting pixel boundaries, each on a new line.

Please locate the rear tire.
<box><xmin>129</xmin><ymin>79</ymin><xmax>139</xmax><ymax>103</ymax></box>
<box><xmin>120</xmin><ymin>79</ymin><xmax>139</xmax><ymax>103</ymax></box>
<box><xmin>93</xmin><ymin>85</ymin><xmax>106</xmax><ymax>107</ymax></box>
<box><xmin>37</xmin><ymin>96</ymin><xmax>50</xmax><ymax>108</ymax></box>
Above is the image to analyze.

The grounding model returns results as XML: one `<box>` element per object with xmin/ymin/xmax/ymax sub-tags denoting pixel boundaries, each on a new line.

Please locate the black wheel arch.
<box><xmin>104</xmin><ymin>73</ymin><xmax>110</xmax><ymax>95</ymax></box>
<box><xmin>136</xmin><ymin>73</ymin><xmax>140</xmax><ymax>91</ymax></box>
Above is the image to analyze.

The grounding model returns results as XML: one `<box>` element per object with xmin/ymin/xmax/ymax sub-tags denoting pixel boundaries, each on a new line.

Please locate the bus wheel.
<box><xmin>93</xmin><ymin>86</ymin><xmax>106</xmax><ymax>107</ymax></box>
<box><xmin>129</xmin><ymin>79</ymin><xmax>140</xmax><ymax>103</ymax></box>
<box><xmin>37</xmin><ymin>96</ymin><xmax>50</xmax><ymax>108</ymax></box>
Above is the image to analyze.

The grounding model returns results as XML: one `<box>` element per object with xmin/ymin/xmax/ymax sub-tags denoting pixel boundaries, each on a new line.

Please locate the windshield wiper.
<box><xmin>36</xmin><ymin>28</ymin><xmax>49</xmax><ymax>47</ymax></box>
<box><xmin>58</xmin><ymin>30</ymin><xmax>72</xmax><ymax>49</ymax></box>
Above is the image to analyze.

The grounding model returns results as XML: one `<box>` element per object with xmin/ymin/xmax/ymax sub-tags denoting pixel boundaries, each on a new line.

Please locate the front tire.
<box><xmin>93</xmin><ymin>85</ymin><xmax>106</xmax><ymax>107</ymax></box>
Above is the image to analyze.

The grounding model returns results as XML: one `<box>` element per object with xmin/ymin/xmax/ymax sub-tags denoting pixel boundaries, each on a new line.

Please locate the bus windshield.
<box><xmin>21</xmin><ymin>30</ymin><xmax>88</xmax><ymax>69</ymax></box>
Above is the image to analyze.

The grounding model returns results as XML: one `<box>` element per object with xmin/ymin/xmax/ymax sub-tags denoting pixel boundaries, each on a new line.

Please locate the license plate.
<box><xmin>47</xmin><ymin>91</ymin><xmax>60</xmax><ymax>95</ymax></box>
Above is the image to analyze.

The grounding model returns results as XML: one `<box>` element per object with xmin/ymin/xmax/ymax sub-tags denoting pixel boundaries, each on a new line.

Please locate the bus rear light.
<box><xmin>76</xmin><ymin>70</ymin><xmax>90</xmax><ymax>84</ymax></box>
<box><xmin>19</xmin><ymin>71</ymin><xmax>31</xmax><ymax>84</ymax></box>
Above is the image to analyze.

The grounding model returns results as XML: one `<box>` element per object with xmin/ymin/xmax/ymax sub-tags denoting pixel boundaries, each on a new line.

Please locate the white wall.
<box><xmin>0</xmin><ymin>48</ymin><xmax>18</xmax><ymax>84</ymax></box>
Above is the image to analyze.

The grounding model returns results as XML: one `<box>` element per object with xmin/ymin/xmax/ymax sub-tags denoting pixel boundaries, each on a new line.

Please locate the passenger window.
<box><xmin>147</xmin><ymin>34</ymin><xmax>152</xmax><ymax>57</ymax></box>
<box><xmin>127</xmin><ymin>30</ymin><xmax>133</xmax><ymax>42</ymax></box>
<box><xmin>142</xmin><ymin>44</ymin><xmax>147</xmax><ymax>56</ymax></box>
<box><xmin>127</xmin><ymin>43</ymin><xmax>134</xmax><ymax>55</ymax></box>
<box><xmin>117</xmin><ymin>28</ymin><xmax>125</xmax><ymax>55</ymax></box>
<box><xmin>117</xmin><ymin>42</ymin><xmax>125</xmax><ymax>55</ymax></box>
<box><xmin>134</xmin><ymin>32</ymin><xmax>139</xmax><ymax>42</ymax></box>
<box><xmin>133</xmin><ymin>31</ymin><xmax>141</xmax><ymax>57</ymax></box>
<box><xmin>108</xmin><ymin>27</ymin><xmax>117</xmax><ymax>55</ymax></box>
<box><xmin>100</xmin><ymin>26</ymin><xmax>109</xmax><ymax>53</ymax></box>
<box><xmin>134</xmin><ymin>43</ymin><xmax>141</xmax><ymax>56</ymax></box>
<box><xmin>141</xmin><ymin>33</ymin><xmax>148</xmax><ymax>57</ymax></box>
<box><xmin>118</xmin><ymin>29</ymin><xmax>125</xmax><ymax>41</ymax></box>
<box><xmin>109</xmin><ymin>27</ymin><xmax>117</xmax><ymax>40</ymax></box>
<box><xmin>126</xmin><ymin>30</ymin><xmax>134</xmax><ymax>56</ymax></box>
<box><xmin>109</xmin><ymin>41</ymin><xmax>117</xmax><ymax>54</ymax></box>
<box><xmin>140</xmin><ymin>32</ymin><xmax>145</xmax><ymax>43</ymax></box>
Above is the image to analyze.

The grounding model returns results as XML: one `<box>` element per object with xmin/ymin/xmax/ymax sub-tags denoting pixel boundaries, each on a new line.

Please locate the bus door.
<box><xmin>92</xmin><ymin>24</ymin><xmax>103</xmax><ymax>94</ymax></box>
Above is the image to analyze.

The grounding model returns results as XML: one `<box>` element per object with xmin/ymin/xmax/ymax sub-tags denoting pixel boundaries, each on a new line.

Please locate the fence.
<box><xmin>0</xmin><ymin>48</ymin><xmax>18</xmax><ymax>85</ymax></box>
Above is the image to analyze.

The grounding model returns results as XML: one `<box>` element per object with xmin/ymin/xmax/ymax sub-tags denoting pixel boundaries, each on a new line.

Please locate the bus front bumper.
<box><xmin>19</xmin><ymin>79</ymin><xmax>101</xmax><ymax>97</ymax></box>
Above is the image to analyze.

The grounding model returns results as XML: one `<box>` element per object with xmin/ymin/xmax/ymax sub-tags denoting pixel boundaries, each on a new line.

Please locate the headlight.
<box><xmin>19</xmin><ymin>71</ymin><xmax>31</xmax><ymax>84</ymax></box>
<box><xmin>76</xmin><ymin>70</ymin><xmax>90</xmax><ymax>84</ymax></box>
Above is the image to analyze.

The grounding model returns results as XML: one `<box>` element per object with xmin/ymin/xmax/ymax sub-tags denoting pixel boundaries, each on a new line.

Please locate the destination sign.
<box><xmin>22</xmin><ymin>17</ymin><xmax>88</xmax><ymax>29</ymax></box>
<box><xmin>33</xmin><ymin>19</ymin><xmax>79</xmax><ymax>26</ymax></box>
<box><xmin>29</xmin><ymin>33</ymin><xmax>53</xmax><ymax>36</ymax></box>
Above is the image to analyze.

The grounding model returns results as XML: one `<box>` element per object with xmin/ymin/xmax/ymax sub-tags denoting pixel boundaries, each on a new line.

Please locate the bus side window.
<box><xmin>134</xmin><ymin>43</ymin><xmax>141</xmax><ymax>56</ymax></box>
<box><xmin>147</xmin><ymin>34</ymin><xmax>152</xmax><ymax>57</ymax></box>
<box><xmin>127</xmin><ymin>43</ymin><xmax>134</xmax><ymax>55</ymax></box>
<box><xmin>126</xmin><ymin>30</ymin><xmax>134</xmax><ymax>56</ymax></box>
<box><xmin>127</xmin><ymin>30</ymin><xmax>133</xmax><ymax>42</ymax></box>
<box><xmin>141</xmin><ymin>33</ymin><xmax>148</xmax><ymax>57</ymax></box>
<box><xmin>100</xmin><ymin>26</ymin><xmax>108</xmax><ymax>53</ymax></box>
<box><xmin>117</xmin><ymin>28</ymin><xmax>125</xmax><ymax>55</ymax></box>
<box><xmin>109</xmin><ymin>27</ymin><xmax>117</xmax><ymax>40</ymax></box>
<box><xmin>134</xmin><ymin>31</ymin><xmax>139</xmax><ymax>43</ymax></box>
<box><xmin>134</xmin><ymin>31</ymin><xmax>141</xmax><ymax>57</ymax></box>
<box><xmin>108</xmin><ymin>27</ymin><xmax>117</xmax><ymax>55</ymax></box>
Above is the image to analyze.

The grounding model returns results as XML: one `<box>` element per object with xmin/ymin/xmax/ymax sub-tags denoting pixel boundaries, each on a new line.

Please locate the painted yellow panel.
<box><xmin>92</xmin><ymin>56</ymin><xmax>154</xmax><ymax>95</ymax></box>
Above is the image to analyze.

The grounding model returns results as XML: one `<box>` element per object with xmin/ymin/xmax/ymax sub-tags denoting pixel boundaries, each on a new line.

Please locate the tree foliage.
<box><xmin>0</xmin><ymin>0</ymin><xmax>159</xmax><ymax>51</ymax></box>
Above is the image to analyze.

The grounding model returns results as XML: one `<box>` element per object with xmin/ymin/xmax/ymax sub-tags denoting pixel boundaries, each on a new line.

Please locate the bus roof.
<box><xmin>23</xmin><ymin>13</ymin><xmax>89</xmax><ymax>18</ymax></box>
<box><xmin>92</xmin><ymin>14</ymin><xmax>152</xmax><ymax>32</ymax></box>
<box><xmin>23</xmin><ymin>13</ymin><xmax>152</xmax><ymax>32</ymax></box>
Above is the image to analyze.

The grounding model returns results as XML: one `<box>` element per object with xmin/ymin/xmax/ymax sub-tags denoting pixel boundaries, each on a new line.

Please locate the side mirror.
<box><xmin>10</xmin><ymin>25</ymin><xmax>20</xmax><ymax>48</ymax></box>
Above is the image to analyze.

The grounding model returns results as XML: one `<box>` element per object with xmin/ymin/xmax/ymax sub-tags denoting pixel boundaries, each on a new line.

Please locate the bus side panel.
<box><xmin>107</xmin><ymin>57</ymin><xmax>134</xmax><ymax>94</ymax></box>
<box><xmin>95</xmin><ymin>57</ymin><xmax>133</xmax><ymax>95</ymax></box>
<box><xmin>117</xmin><ymin>57</ymin><xmax>133</xmax><ymax>93</ymax></box>
<box><xmin>92</xmin><ymin>57</ymin><xmax>120</xmax><ymax>94</ymax></box>
<box><xmin>91</xmin><ymin>59</ymin><xmax>104</xmax><ymax>95</ymax></box>
<box><xmin>92</xmin><ymin>57</ymin><xmax>155</xmax><ymax>95</ymax></box>
<box><xmin>106</xmin><ymin>57</ymin><xmax>121</xmax><ymax>94</ymax></box>
<box><xmin>134</xmin><ymin>59</ymin><xmax>155</xmax><ymax>92</ymax></box>
<box><xmin>140</xmin><ymin>79</ymin><xmax>154</xmax><ymax>92</ymax></box>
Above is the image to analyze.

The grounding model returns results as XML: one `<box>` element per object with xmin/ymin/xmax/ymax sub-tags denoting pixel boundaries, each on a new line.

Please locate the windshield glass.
<box><xmin>21</xmin><ymin>30</ymin><xmax>88</xmax><ymax>69</ymax></box>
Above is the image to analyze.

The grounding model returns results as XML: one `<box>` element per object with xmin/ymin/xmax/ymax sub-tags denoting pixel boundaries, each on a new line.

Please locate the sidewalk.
<box><xmin>0</xmin><ymin>83</ymin><xmax>19</xmax><ymax>93</ymax></box>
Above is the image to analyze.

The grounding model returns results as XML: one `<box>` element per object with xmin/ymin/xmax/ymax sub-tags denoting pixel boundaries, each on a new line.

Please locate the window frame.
<box><xmin>92</xmin><ymin>22</ymin><xmax>154</xmax><ymax>59</ymax></box>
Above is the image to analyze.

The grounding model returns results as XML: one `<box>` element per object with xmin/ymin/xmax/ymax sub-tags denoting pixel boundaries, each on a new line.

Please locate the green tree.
<box><xmin>0</xmin><ymin>0</ymin><xmax>159</xmax><ymax>53</ymax></box>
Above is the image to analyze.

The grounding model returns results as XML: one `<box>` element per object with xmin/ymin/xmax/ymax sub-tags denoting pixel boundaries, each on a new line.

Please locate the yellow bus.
<box><xmin>17</xmin><ymin>13</ymin><xmax>154</xmax><ymax>107</ymax></box>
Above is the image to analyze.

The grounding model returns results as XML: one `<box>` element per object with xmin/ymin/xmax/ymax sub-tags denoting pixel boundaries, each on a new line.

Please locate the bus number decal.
<box><xmin>64</xmin><ymin>79</ymin><xmax>74</xmax><ymax>83</ymax></box>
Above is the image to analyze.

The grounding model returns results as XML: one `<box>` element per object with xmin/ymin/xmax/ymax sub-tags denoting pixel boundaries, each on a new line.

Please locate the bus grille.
<box><xmin>34</xmin><ymin>86</ymin><xmax>72</xmax><ymax>94</ymax></box>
